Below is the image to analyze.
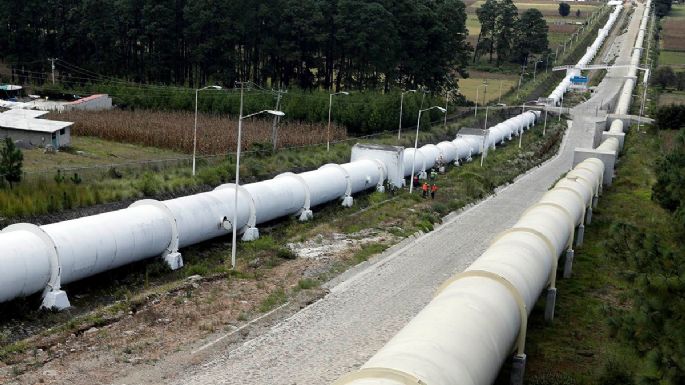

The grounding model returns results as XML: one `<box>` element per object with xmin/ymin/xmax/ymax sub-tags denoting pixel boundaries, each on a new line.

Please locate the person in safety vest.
<box><xmin>422</xmin><ymin>182</ymin><xmax>429</xmax><ymax>198</ymax></box>
<box><xmin>431</xmin><ymin>184</ymin><xmax>438</xmax><ymax>199</ymax></box>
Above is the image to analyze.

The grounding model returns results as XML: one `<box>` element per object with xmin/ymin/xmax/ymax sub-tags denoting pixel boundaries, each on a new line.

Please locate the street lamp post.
<box><xmin>409</xmin><ymin>106</ymin><xmax>446</xmax><ymax>194</ymax></box>
<box><xmin>498</xmin><ymin>80</ymin><xmax>503</xmax><ymax>105</ymax></box>
<box><xmin>327</xmin><ymin>91</ymin><xmax>349</xmax><ymax>151</ymax></box>
<box><xmin>230</xmin><ymin>82</ymin><xmax>285</xmax><ymax>270</ymax></box>
<box><xmin>474</xmin><ymin>81</ymin><xmax>488</xmax><ymax>117</ymax></box>
<box><xmin>554</xmin><ymin>47</ymin><xmax>559</xmax><ymax>64</ymax></box>
<box><xmin>271</xmin><ymin>89</ymin><xmax>287</xmax><ymax>151</ymax></box>
<box><xmin>533</xmin><ymin>60</ymin><xmax>543</xmax><ymax>81</ymax></box>
<box><xmin>193</xmin><ymin>85</ymin><xmax>222</xmax><ymax>176</ymax></box>
<box><xmin>398</xmin><ymin>89</ymin><xmax>417</xmax><ymax>140</ymax></box>
<box><xmin>543</xmin><ymin>106</ymin><xmax>548</xmax><ymax>136</ymax></box>
<box><xmin>419</xmin><ymin>88</ymin><xmax>430</xmax><ymax>110</ymax></box>
<box><xmin>444</xmin><ymin>88</ymin><xmax>457</xmax><ymax>128</ymax></box>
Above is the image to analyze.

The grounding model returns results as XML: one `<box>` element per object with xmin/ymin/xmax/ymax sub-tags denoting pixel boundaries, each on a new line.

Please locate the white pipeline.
<box><xmin>333</xmin><ymin>158</ymin><xmax>604</xmax><ymax>385</ymax></box>
<box><xmin>548</xmin><ymin>5</ymin><xmax>623</xmax><ymax>106</ymax></box>
<box><xmin>334</xmin><ymin>3</ymin><xmax>651</xmax><ymax>385</ymax></box>
<box><xmin>608</xmin><ymin>0</ymin><xmax>651</xmax><ymax>135</ymax></box>
<box><xmin>0</xmin><ymin>111</ymin><xmax>540</xmax><ymax>308</ymax></box>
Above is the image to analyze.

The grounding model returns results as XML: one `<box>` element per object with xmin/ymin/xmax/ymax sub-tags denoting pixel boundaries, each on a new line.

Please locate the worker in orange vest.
<box><xmin>422</xmin><ymin>182</ymin><xmax>429</xmax><ymax>198</ymax></box>
<box><xmin>431</xmin><ymin>184</ymin><xmax>438</xmax><ymax>199</ymax></box>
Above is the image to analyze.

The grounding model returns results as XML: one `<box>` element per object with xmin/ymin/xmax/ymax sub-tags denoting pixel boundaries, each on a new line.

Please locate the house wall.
<box><xmin>0</xmin><ymin>127</ymin><xmax>71</xmax><ymax>148</ymax></box>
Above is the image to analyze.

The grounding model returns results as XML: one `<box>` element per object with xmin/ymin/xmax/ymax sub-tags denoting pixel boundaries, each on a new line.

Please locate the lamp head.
<box><xmin>266</xmin><ymin>110</ymin><xmax>285</xmax><ymax>117</ymax></box>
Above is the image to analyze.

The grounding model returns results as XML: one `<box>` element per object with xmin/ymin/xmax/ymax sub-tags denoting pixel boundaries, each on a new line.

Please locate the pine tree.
<box><xmin>0</xmin><ymin>137</ymin><xmax>23</xmax><ymax>188</ymax></box>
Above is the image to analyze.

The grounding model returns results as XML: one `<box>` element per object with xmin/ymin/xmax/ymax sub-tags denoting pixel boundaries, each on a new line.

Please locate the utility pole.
<box><xmin>271</xmin><ymin>89</ymin><xmax>287</xmax><ymax>152</ymax></box>
<box><xmin>48</xmin><ymin>58</ymin><xmax>57</xmax><ymax>85</ymax></box>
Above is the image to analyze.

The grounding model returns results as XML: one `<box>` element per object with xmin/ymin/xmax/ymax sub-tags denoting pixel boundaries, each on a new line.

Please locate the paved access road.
<box><xmin>119</xmin><ymin>4</ymin><xmax>645</xmax><ymax>385</ymax></box>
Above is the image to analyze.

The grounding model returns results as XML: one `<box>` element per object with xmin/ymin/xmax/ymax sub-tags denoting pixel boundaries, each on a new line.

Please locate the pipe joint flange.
<box><xmin>494</xmin><ymin>226</ymin><xmax>559</xmax><ymax>289</ymax></box>
<box><xmin>332</xmin><ymin>367</ymin><xmax>427</xmax><ymax>385</ymax></box>
<box><xmin>3</xmin><ymin>223</ymin><xmax>70</xmax><ymax>310</ymax></box>
<box><xmin>525</xmin><ymin>202</ymin><xmax>577</xmax><ymax>250</ymax></box>
<box><xmin>320</xmin><ymin>164</ymin><xmax>353</xmax><ymax>206</ymax></box>
<box><xmin>369</xmin><ymin>158</ymin><xmax>387</xmax><ymax>192</ymax></box>
<box><xmin>130</xmin><ymin>199</ymin><xmax>183</xmax><ymax>270</ymax></box>
<box><xmin>275</xmin><ymin>172</ymin><xmax>312</xmax><ymax>216</ymax></box>
<box><xmin>436</xmin><ymin>269</ymin><xmax>528</xmax><ymax>356</ymax></box>
<box><xmin>215</xmin><ymin>183</ymin><xmax>258</xmax><ymax>231</ymax></box>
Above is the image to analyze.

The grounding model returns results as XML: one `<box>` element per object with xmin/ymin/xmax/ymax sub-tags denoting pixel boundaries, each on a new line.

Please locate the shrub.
<box><xmin>654</xmin><ymin>105</ymin><xmax>685</xmax><ymax>130</ymax></box>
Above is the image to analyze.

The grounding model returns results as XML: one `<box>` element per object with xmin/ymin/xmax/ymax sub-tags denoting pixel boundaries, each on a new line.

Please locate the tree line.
<box><xmin>473</xmin><ymin>0</ymin><xmax>549</xmax><ymax>66</ymax></box>
<box><xmin>0</xmin><ymin>0</ymin><xmax>471</xmax><ymax>91</ymax></box>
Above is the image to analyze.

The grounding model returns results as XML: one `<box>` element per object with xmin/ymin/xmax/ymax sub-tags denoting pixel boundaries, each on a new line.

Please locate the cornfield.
<box><xmin>50</xmin><ymin>110</ymin><xmax>347</xmax><ymax>155</ymax></box>
<box><xmin>662</xmin><ymin>18</ymin><xmax>685</xmax><ymax>52</ymax></box>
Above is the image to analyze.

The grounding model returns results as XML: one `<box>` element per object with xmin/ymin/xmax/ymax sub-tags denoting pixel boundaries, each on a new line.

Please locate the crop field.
<box><xmin>657</xmin><ymin>5</ymin><xmax>685</xmax><ymax>106</ymax></box>
<box><xmin>660</xmin><ymin>5</ymin><xmax>685</xmax><ymax>65</ymax></box>
<box><xmin>459</xmin><ymin>72</ymin><xmax>519</xmax><ymax>103</ymax></box>
<box><xmin>49</xmin><ymin>110</ymin><xmax>347</xmax><ymax>155</ymax></box>
<box><xmin>658</xmin><ymin>91</ymin><xmax>685</xmax><ymax>106</ymax></box>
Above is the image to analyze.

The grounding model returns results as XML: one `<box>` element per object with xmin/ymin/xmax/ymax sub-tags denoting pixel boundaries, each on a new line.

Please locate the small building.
<box><xmin>0</xmin><ymin>84</ymin><xmax>23</xmax><ymax>100</ymax></box>
<box><xmin>0</xmin><ymin>109</ymin><xmax>73</xmax><ymax>148</ymax></box>
<box><xmin>63</xmin><ymin>94</ymin><xmax>112</xmax><ymax>111</ymax></box>
<box><xmin>24</xmin><ymin>93</ymin><xmax>113</xmax><ymax>112</ymax></box>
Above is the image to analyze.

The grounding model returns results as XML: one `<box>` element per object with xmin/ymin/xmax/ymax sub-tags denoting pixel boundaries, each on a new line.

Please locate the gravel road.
<box><xmin>115</xmin><ymin>5</ymin><xmax>645</xmax><ymax>385</ymax></box>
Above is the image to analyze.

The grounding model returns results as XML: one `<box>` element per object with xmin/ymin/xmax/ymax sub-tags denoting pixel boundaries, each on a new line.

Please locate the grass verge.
<box><xmin>521</xmin><ymin>128</ymin><xmax>680</xmax><ymax>384</ymax></box>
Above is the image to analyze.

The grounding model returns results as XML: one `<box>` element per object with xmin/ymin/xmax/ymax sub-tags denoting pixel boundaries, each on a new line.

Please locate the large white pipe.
<box><xmin>603</xmin><ymin>0</ymin><xmax>651</xmax><ymax>139</ymax></box>
<box><xmin>0</xmin><ymin>106</ymin><xmax>545</xmax><ymax>307</ymax></box>
<box><xmin>403</xmin><ymin>111</ymin><xmax>539</xmax><ymax>177</ymax></box>
<box><xmin>335</xmin><ymin>3</ymin><xmax>651</xmax><ymax>382</ymax></box>
<box><xmin>547</xmin><ymin>5</ymin><xmax>623</xmax><ymax>106</ymax></box>
<box><xmin>334</xmin><ymin>159</ymin><xmax>603</xmax><ymax>385</ymax></box>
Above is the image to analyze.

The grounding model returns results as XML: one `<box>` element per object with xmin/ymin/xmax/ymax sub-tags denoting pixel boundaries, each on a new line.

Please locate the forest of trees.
<box><xmin>0</xmin><ymin>0</ymin><xmax>472</xmax><ymax>91</ymax></box>
<box><xmin>472</xmin><ymin>0</ymin><xmax>549</xmax><ymax>66</ymax></box>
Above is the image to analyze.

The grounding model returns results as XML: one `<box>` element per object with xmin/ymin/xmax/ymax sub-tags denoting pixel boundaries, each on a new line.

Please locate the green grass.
<box><xmin>658</xmin><ymin>50</ymin><xmax>685</xmax><ymax>67</ymax></box>
<box><xmin>352</xmin><ymin>243</ymin><xmax>388</xmax><ymax>264</ymax></box>
<box><xmin>22</xmin><ymin>136</ymin><xmax>184</xmax><ymax>173</ymax></box>
<box><xmin>460</xmin><ymin>77</ymin><xmax>518</xmax><ymax>103</ymax></box>
<box><xmin>466</xmin><ymin>14</ymin><xmax>481</xmax><ymax>36</ymax></box>
<box><xmin>666</xmin><ymin>4</ymin><xmax>685</xmax><ymax>18</ymax></box>
<box><xmin>257</xmin><ymin>288</ymin><xmax>287</xmax><ymax>313</ymax></box>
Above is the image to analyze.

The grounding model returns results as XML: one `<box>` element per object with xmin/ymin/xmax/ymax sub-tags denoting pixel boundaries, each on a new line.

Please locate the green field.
<box><xmin>657</xmin><ymin>5</ymin><xmax>685</xmax><ymax>105</ymax></box>
<box><xmin>659</xmin><ymin>51</ymin><xmax>685</xmax><ymax>67</ymax></box>
<box><xmin>22</xmin><ymin>136</ymin><xmax>184</xmax><ymax>173</ymax></box>
<box><xmin>667</xmin><ymin>3</ymin><xmax>685</xmax><ymax>17</ymax></box>
<box><xmin>459</xmin><ymin>76</ymin><xmax>518</xmax><ymax>104</ymax></box>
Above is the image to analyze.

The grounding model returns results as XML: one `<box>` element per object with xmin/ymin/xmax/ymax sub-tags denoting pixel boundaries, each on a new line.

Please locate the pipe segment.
<box><xmin>0</xmin><ymin>100</ymin><xmax>545</xmax><ymax>308</ymax></box>
<box><xmin>334</xmin><ymin>156</ymin><xmax>605</xmax><ymax>385</ymax></box>
<box><xmin>547</xmin><ymin>5</ymin><xmax>623</xmax><ymax>106</ymax></box>
<box><xmin>335</xmin><ymin>3</ymin><xmax>654</xmax><ymax>383</ymax></box>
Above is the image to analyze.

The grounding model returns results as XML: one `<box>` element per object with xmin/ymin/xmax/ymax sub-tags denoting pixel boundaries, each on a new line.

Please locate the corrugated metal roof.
<box><xmin>0</xmin><ymin>110</ymin><xmax>72</xmax><ymax>133</ymax></box>
<box><xmin>66</xmin><ymin>94</ymin><xmax>107</xmax><ymax>105</ymax></box>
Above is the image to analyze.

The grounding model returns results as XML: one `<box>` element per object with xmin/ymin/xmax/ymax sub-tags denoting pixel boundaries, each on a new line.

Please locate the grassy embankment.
<box><xmin>521</xmin><ymin>127</ymin><xmax>681</xmax><ymax>384</ymax></box>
